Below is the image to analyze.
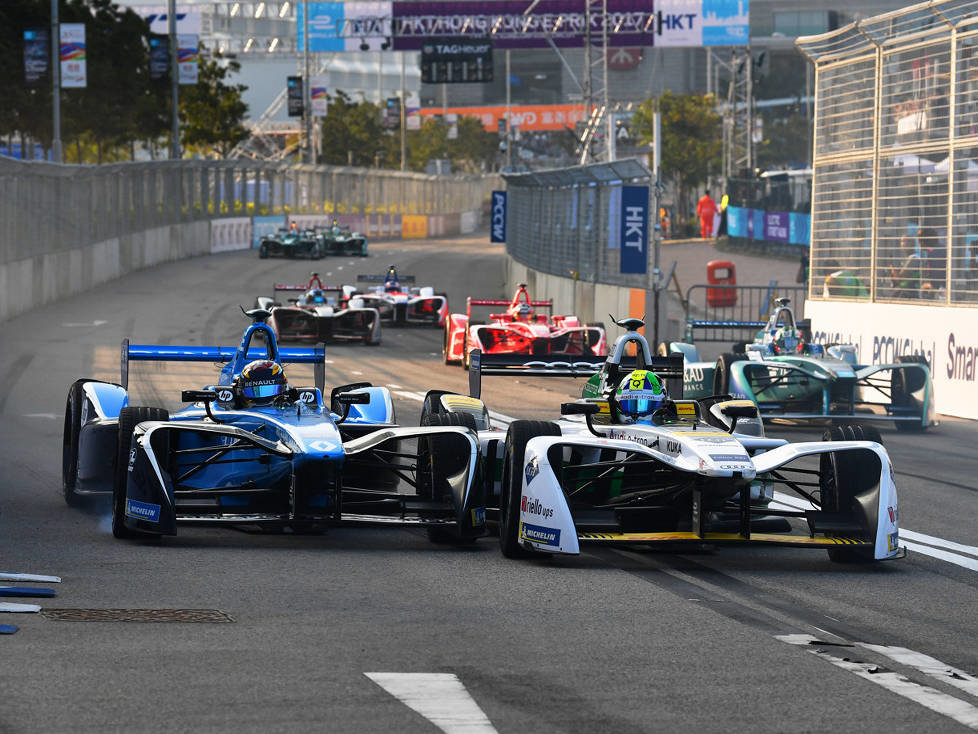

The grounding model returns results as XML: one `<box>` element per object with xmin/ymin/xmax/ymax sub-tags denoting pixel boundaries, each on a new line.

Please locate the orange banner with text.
<box><xmin>418</xmin><ymin>104</ymin><xmax>589</xmax><ymax>132</ymax></box>
<box><xmin>402</xmin><ymin>215</ymin><xmax>428</xmax><ymax>239</ymax></box>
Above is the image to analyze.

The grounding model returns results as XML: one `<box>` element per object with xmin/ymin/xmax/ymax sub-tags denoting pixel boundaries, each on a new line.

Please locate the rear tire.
<box><xmin>713</xmin><ymin>352</ymin><xmax>747</xmax><ymax>395</ymax></box>
<box><xmin>820</xmin><ymin>425</ymin><xmax>880</xmax><ymax>563</ymax></box>
<box><xmin>113</xmin><ymin>407</ymin><xmax>169</xmax><ymax>540</ymax></box>
<box><xmin>419</xmin><ymin>413</ymin><xmax>479</xmax><ymax>545</ymax></box>
<box><xmin>259</xmin><ymin>243</ymin><xmax>268</xmax><ymax>259</ymax></box>
<box><xmin>62</xmin><ymin>382</ymin><xmax>86</xmax><ymax>507</ymax></box>
<box><xmin>893</xmin><ymin>355</ymin><xmax>928</xmax><ymax>432</ymax></box>
<box><xmin>499</xmin><ymin>420</ymin><xmax>561</xmax><ymax>559</ymax></box>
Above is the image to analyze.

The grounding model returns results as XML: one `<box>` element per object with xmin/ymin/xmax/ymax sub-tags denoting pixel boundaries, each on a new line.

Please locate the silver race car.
<box><xmin>421</xmin><ymin>318</ymin><xmax>901</xmax><ymax>564</ymax></box>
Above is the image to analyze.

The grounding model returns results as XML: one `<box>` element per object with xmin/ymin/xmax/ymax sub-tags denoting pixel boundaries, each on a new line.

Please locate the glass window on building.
<box><xmin>774</xmin><ymin>11</ymin><xmax>831</xmax><ymax>38</ymax></box>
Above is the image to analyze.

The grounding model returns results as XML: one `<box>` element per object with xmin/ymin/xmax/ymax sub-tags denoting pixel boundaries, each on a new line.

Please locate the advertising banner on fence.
<box><xmin>211</xmin><ymin>218</ymin><xmax>252</xmax><ymax>253</ymax></box>
<box><xmin>178</xmin><ymin>35</ymin><xmax>198</xmax><ymax>84</ymax></box>
<box><xmin>310</xmin><ymin>76</ymin><xmax>329</xmax><ymax>116</ymax></box>
<box><xmin>59</xmin><ymin>24</ymin><xmax>86</xmax><ymax>88</ymax></box>
<box><xmin>252</xmin><ymin>215</ymin><xmax>286</xmax><ymax>248</ymax></box>
<box><xmin>393</xmin><ymin>1</ymin><xmax>655</xmax><ymax>50</ymax></box>
<box><xmin>620</xmin><ymin>185</ymin><xmax>648</xmax><ymax>274</ymax></box>
<box><xmin>490</xmin><ymin>191</ymin><xmax>507</xmax><ymax>243</ymax></box>
<box><xmin>805</xmin><ymin>299</ymin><xmax>978</xmax><ymax>420</ymax></box>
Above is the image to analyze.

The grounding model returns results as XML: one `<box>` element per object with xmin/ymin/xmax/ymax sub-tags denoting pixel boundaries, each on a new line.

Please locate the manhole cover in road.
<box><xmin>41</xmin><ymin>608</ymin><xmax>235</xmax><ymax>623</ymax></box>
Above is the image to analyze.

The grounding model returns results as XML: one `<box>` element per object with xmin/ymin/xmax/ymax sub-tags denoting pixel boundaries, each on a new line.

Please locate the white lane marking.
<box><xmin>0</xmin><ymin>573</ymin><xmax>61</xmax><ymax>583</ymax></box>
<box><xmin>337</xmin><ymin>266</ymin><xmax>344</xmax><ymax>271</ymax></box>
<box><xmin>387</xmin><ymin>383</ymin><xmax>403</xmax><ymax>389</ymax></box>
<box><xmin>61</xmin><ymin>320</ymin><xmax>107</xmax><ymax>327</ymax></box>
<box><xmin>899</xmin><ymin>530</ymin><xmax>978</xmax><ymax>559</ymax></box>
<box><xmin>23</xmin><ymin>413</ymin><xmax>58</xmax><ymax>419</ymax></box>
<box><xmin>902</xmin><ymin>542</ymin><xmax>978</xmax><ymax>572</ymax></box>
<box><xmin>326</xmin><ymin>272</ymin><xmax>333</xmax><ymax>277</ymax></box>
<box><xmin>777</xmin><ymin>635</ymin><xmax>978</xmax><ymax>729</ymax></box>
<box><xmin>0</xmin><ymin>603</ymin><xmax>41</xmax><ymax>613</ymax></box>
<box><xmin>771</xmin><ymin>491</ymin><xmax>977</xmax><ymax>571</ymax></box>
<box><xmin>859</xmin><ymin>644</ymin><xmax>978</xmax><ymax>700</ymax></box>
<box><xmin>351</xmin><ymin>370</ymin><xmax>364</xmax><ymax>375</ymax></box>
<box><xmin>365</xmin><ymin>672</ymin><xmax>498</xmax><ymax>734</ymax></box>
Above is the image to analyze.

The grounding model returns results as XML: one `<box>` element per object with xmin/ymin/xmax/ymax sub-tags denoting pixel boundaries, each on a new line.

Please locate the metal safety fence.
<box><xmin>503</xmin><ymin>158</ymin><xmax>654</xmax><ymax>289</ymax></box>
<box><xmin>0</xmin><ymin>157</ymin><xmax>491</xmax><ymax>265</ymax></box>
<box><xmin>682</xmin><ymin>284</ymin><xmax>808</xmax><ymax>344</ymax></box>
<box><xmin>797</xmin><ymin>0</ymin><xmax>978</xmax><ymax>306</ymax></box>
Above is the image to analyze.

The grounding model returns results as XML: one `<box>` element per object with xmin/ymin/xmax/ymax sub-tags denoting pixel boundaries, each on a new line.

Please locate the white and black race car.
<box><xmin>419</xmin><ymin>318</ymin><xmax>901</xmax><ymax>564</ymax></box>
<box><xmin>254</xmin><ymin>273</ymin><xmax>381</xmax><ymax>345</ymax></box>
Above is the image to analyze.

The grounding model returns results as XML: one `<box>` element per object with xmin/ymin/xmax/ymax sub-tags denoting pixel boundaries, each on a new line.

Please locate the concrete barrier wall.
<box><xmin>503</xmin><ymin>256</ymin><xmax>685</xmax><ymax>345</ymax></box>
<box><xmin>0</xmin><ymin>221</ymin><xmax>210</xmax><ymax>323</ymax></box>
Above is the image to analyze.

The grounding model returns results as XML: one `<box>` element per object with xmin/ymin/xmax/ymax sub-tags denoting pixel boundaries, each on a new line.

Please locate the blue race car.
<box><xmin>61</xmin><ymin>309</ymin><xmax>483</xmax><ymax>542</ymax></box>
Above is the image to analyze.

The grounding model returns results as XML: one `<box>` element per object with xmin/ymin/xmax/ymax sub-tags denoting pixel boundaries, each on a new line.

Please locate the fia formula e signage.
<box><xmin>620</xmin><ymin>185</ymin><xmax>649</xmax><ymax>274</ymax></box>
<box><xmin>490</xmin><ymin>190</ymin><xmax>507</xmax><ymax>243</ymax></box>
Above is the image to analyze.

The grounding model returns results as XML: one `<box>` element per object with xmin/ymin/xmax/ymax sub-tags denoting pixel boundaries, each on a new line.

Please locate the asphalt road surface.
<box><xmin>1</xmin><ymin>236</ymin><xmax>976</xmax><ymax>733</ymax></box>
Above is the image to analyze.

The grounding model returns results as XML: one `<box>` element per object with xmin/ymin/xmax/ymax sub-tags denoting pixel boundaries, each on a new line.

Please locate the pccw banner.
<box><xmin>490</xmin><ymin>190</ymin><xmax>507</xmax><ymax>243</ymax></box>
<box><xmin>620</xmin><ymin>185</ymin><xmax>648</xmax><ymax>274</ymax></box>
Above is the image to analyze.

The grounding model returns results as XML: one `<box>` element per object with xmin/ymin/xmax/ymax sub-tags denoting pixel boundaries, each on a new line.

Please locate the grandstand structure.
<box><xmin>797</xmin><ymin>0</ymin><xmax>978</xmax><ymax>419</ymax></box>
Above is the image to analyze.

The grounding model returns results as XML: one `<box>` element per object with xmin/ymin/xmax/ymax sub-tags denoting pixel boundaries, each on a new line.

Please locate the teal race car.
<box><xmin>659</xmin><ymin>299</ymin><xmax>936</xmax><ymax>432</ymax></box>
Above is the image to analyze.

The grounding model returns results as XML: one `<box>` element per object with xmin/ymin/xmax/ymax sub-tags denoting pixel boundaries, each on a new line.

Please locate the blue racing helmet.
<box><xmin>237</xmin><ymin>360</ymin><xmax>288</xmax><ymax>407</ymax></box>
<box><xmin>615</xmin><ymin>369</ymin><xmax>668</xmax><ymax>423</ymax></box>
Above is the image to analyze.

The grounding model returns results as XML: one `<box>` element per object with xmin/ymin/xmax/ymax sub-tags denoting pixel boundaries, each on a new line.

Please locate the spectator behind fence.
<box><xmin>918</xmin><ymin>227</ymin><xmax>946</xmax><ymax>295</ymax></box>
<box><xmin>889</xmin><ymin>233</ymin><xmax>923</xmax><ymax>298</ymax></box>
<box><xmin>822</xmin><ymin>259</ymin><xmax>869</xmax><ymax>298</ymax></box>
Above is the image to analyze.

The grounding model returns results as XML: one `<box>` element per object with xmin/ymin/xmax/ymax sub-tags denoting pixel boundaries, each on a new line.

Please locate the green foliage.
<box><xmin>179</xmin><ymin>53</ymin><xmax>249</xmax><ymax>157</ymax></box>
<box><xmin>319</xmin><ymin>91</ymin><xmax>394</xmax><ymax>167</ymax></box>
<box><xmin>0</xmin><ymin>1</ymin><xmax>248</xmax><ymax>161</ymax></box>
<box><xmin>632</xmin><ymin>91</ymin><xmax>722</xmax><ymax>226</ymax></box>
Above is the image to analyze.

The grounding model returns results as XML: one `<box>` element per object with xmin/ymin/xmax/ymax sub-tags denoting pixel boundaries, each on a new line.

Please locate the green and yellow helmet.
<box><xmin>615</xmin><ymin>369</ymin><xmax>668</xmax><ymax>423</ymax></box>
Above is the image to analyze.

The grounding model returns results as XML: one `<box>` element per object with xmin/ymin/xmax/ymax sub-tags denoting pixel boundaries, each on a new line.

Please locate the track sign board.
<box><xmin>23</xmin><ymin>28</ymin><xmax>49</xmax><ymax>86</ymax></box>
<box><xmin>620</xmin><ymin>186</ymin><xmax>649</xmax><ymax>274</ymax></box>
<box><xmin>420</xmin><ymin>37</ymin><xmax>493</xmax><ymax>84</ymax></box>
<box><xmin>178</xmin><ymin>35</ymin><xmax>198</xmax><ymax>84</ymax></box>
<box><xmin>149</xmin><ymin>35</ymin><xmax>169</xmax><ymax>81</ymax></box>
<box><xmin>59</xmin><ymin>23</ymin><xmax>86</xmax><ymax>88</ymax></box>
<box><xmin>490</xmin><ymin>190</ymin><xmax>507</xmax><ymax>243</ymax></box>
<box><xmin>310</xmin><ymin>76</ymin><xmax>329</xmax><ymax>117</ymax></box>
<box><xmin>287</xmin><ymin>76</ymin><xmax>304</xmax><ymax>117</ymax></box>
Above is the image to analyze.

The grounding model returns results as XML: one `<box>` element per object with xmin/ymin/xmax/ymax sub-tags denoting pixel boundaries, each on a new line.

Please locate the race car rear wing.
<box><xmin>467</xmin><ymin>349</ymin><xmax>685</xmax><ymax>400</ymax></box>
<box><xmin>466</xmin><ymin>296</ymin><xmax>553</xmax><ymax>316</ymax></box>
<box><xmin>358</xmin><ymin>274</ymin><xmax>416</xmax><ymax>283</ymax></box>
<box><xmin>122</xmin><ymin>339</ymin><xmax>326</xmax><ymax>392</ymax></box>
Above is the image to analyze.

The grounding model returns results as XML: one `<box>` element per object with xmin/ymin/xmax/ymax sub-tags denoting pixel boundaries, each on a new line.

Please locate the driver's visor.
<box><xmin>242</xmin><ymin>384</ymin><xmax>284</xmax><ymax>399</ymax></box>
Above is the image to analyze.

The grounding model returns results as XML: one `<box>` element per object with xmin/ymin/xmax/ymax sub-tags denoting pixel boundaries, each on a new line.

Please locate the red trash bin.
<box><xmin>707</xmin><ymin>260</ymin><xmax>737</xmax><ymax>307</ymax></box>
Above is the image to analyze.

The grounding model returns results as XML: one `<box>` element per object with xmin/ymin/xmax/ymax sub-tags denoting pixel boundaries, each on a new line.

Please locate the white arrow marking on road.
<box><xmin>777</xmin><ymin>635</ymin><xmax>978</xmax><ymax>729</ymax></box>
<box><xmin>0</xmin><ymin>573</ymin><xmax>61</xmax><ymax>583</ymax></box>
<box><xmin>23</xmin><ymin>413</ymin><xmax>58</xmax><ymax>419</ymax></box>
<box><xmin>0</xmin><ymin>602</ymin><xmax>41</xmax><ymax>613</ymax></box>
<box><xmin>365</xmin><ymin>672</ymin><xmax>498</xmax><ymax>733</ymax></box>
<box><xmin>61</xmin><ymin>320</ymin><xmax>107</xmax><ymax>327</ymax></box>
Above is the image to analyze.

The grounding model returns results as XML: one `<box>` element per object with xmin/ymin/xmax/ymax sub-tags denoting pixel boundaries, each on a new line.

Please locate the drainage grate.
<box><xmin>41</xmin><ymin>608</ymin><xmax>235</xmax><ymax>623</ymax></box>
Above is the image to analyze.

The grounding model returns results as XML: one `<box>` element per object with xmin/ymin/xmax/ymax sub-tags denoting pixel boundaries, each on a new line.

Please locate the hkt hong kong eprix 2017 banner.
<box><xmin>59</xmin><ymin>23</ymin><xmax>86</xmax><ymax>88</ymax></box>
<box><xmin>392</xmin><ymin>0</ymin><xmax>748</xmax><ymax>50</ymax></box>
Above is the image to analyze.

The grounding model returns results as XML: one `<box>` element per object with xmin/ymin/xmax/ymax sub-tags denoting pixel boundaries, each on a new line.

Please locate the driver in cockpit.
<box><xmin>612</xmin><ymin>369</ymin><xmax>670</xmax><ymax>424</ymax></box>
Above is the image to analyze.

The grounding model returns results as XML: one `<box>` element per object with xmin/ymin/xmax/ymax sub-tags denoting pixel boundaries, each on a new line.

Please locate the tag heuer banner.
<box><xmin>59</xmin><ymin>24</ymin><xmax>86</xmax><ymax>88</ymax></box>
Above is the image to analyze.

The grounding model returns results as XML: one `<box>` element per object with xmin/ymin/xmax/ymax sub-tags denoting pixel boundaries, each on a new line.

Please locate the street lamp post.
<box><xmin>51</xmin><ymin>0</ymin><xmax>61</xmax><ymax>163</ymax></box>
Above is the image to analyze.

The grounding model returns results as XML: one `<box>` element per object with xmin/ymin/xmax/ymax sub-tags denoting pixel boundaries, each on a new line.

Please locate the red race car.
<box><xmin>443</xmin><ymin>283</ymin><xmax>607</xmax><ymax>367</ymax></box>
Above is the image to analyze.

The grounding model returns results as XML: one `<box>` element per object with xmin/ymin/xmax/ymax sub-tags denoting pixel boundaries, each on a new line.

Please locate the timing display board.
<box><xmin>420</xmin><ymin>38</ymin><xmax>493</xmax><ymax>84</ymax></box>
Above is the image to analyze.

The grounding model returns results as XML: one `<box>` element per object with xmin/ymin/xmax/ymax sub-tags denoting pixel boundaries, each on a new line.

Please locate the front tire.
<box><xmin>113</xmin><ymin>406</ymin><xmax>168</xmax><ymax>539</ymax></box>
<box><xmin>499</xmin><ymin>420</ymin><xmax>561</xmax><ymax>559</ymax></box>
<box><xmin>821</xmin><ymin>425</ymin><xmax>882</xmax><ymax>563</ymax></box>
<box><xmin>62</xmin><ymin>382</ymin><xmax>86</xmax><ymax>507</ymax></box>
